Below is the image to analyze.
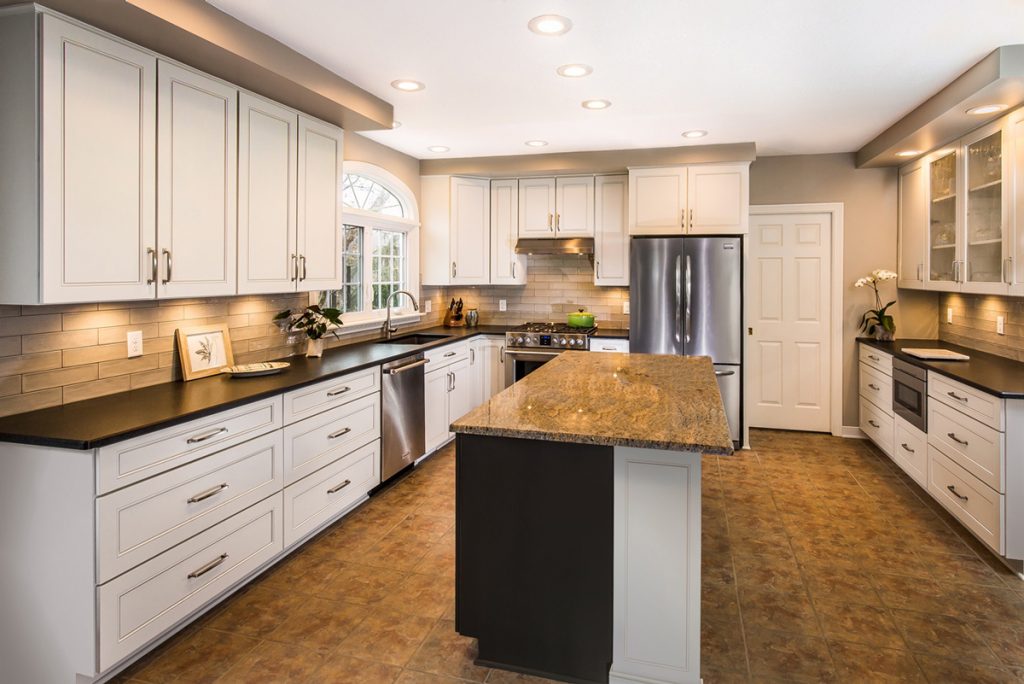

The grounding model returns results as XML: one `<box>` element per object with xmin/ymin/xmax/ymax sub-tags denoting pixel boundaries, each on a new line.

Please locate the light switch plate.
<box><xmin>947</xmin><ymin>307</ymin><xmax>954</xmax><ymax>324</ymax></box>
<box><xmin>499</xmin><ymin>299</ymin><xmax>507</xmax><ymax>312</ymax></box>
<box><xmin>126</xmin><ymin>330</ymin><xmax>144</xmax><ymax>358</ymax></box>
<box><xmin>424</xmin><ymin>300</ymin><xmax>432</xmax><ymax>313</ymax></box>
<box><xmin>997</xmin><ymin>315</ymin><xmax>1005</xmax><ymax>335</ymax></box>
<box><xmin>623</xmin><ymin>301</ymin><xmax>630</xmax><ymax>315</ymax></box>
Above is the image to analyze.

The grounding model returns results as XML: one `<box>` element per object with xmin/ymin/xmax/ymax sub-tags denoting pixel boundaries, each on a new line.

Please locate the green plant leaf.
<box><xmin>273</xmin><ymin>309</ymin><xmax>291</xmax><ymax>321</ymax></box>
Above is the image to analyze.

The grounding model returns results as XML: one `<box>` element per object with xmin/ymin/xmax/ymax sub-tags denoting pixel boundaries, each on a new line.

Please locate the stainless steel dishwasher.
<box><xmin>381</xmin><ymin>353</ymin><xmax>427</xmax><ymax>481</ymax></box>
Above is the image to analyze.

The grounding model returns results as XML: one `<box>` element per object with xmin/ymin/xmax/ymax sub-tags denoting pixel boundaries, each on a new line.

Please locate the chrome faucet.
<box><xmin>383</xmin><ymin>289</ymin><xmax>419</xmax><ymax>340</ymax></box>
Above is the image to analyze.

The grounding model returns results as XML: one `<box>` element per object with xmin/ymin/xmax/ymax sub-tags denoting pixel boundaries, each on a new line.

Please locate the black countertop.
<box><xmin>0</xmin><ymin>323</ymin><xmax>630</xmax><ymax>450</ymax></box>
<box><xmin>858</xmin><ymin>337</ymin><xmax>1024</xmax><ymax>399</ymax></box>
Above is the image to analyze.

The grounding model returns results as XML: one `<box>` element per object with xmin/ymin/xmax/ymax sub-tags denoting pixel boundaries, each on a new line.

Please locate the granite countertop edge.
<box><xmin>451</xmin><ymin>423</ymin><xmax>733</xmax><ymax>455</ymax></box>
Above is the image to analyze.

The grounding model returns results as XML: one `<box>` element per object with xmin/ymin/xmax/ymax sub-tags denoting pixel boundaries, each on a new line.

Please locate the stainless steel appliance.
<box><xmin>505</xmin><ymin>323</ymin><xmax>595</xmax><ymax>385</ymax></box>
<box><xmin>381</xmin><ymin>353</ymin><xmax>427</xmax><ymax>481</ymax></box>
<box><xmin>892</xmin><ymin>358</ymin><xmax>927</xmax><ymax>432</ymax></box>
<box><xmin>629</xmin><ymin>236</ymin><xmax>743</xmax><ymax>444</ymax></box>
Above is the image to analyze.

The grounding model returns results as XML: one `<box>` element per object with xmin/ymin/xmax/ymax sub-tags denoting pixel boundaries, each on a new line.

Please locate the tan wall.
<box><xmin>749</xmin><ymin>153</ymin><xmax>938</xmax><ymax>427</ymax></box>
<box><xmin>939</xmin><ymin>293</ymin><xmax>1024</xmax><ymax>361</ymax></box>
<box><xmin>346</xmin><ymin>133</ymin><xmax>421</xmax><ymax>204</ymax></box>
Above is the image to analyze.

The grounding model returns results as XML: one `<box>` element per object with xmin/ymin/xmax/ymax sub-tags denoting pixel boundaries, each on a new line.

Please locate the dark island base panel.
<box><xmin>455</xmin><ymin>434</ymin><xmax>613</xmax><ymax>684</ymax></box>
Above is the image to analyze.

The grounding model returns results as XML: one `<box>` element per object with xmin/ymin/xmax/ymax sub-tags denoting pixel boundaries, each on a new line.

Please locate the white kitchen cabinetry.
<box><xmin>470</xmin><ymin>336</ymin><xmax>507</xmax><ymax>407</ymax></box>
<box><xmin>595</xmin><ymin>175</ymin><xmax>630</xmax><ymax>286</ymax></box>
<box><xmin>518</xmin><ymin>177</ymin><xmax>557</xmax><ymax>237</ymax></box>
<box><xmin>898</xmin><ymin>160</ymin><xmax>927</xmax><ymax>288</ymax></box>
<box><xmin>1011</xmin><ymin>110</ymin><xmax>1024</xmax><ymax>296</ymax></box>
<box><xmin>157</xmin><ymin>61</ymin><xmax>238</xmax><ymax>298</ymax></box>
<box><xmin>857</xmin><ymin>345</ymin><xmax>894</xmax><ymax>456</ymax></box>
<box><xmin>296</xmin><ymin>116</ymin><xmax>345</xmax><ymax>292</ymax></box>
<box><xmin>424</xmin><ymin>342</ymin><xmax>477</xmax><ymax>453</ymax></box>
<box><xmin>628</xmin><ymin>164</ymin><xmax>749</xmax><ymax>236</ymax></box>
<box><xmin>592</xmin><ymin>338</ymin><xmax>630</xmax><ymax>353</ymax></box>
<box><xmin>491</xmin><ymin>179</ymin><xmax>527</xmax><ymax>284</ymax></box>
<box><xmin>518</xmin><ymin>176</ymin><xmax>595</xmax><ymax>238</ymax></box>
<box><xmin>420</xmin><ymin>175</ymin><xmax>491</xmax><ymax>286</ymax></box>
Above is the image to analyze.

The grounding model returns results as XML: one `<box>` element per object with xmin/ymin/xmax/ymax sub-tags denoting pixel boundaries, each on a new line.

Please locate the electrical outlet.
<box><xmin>623</xmin><ymin>301</ymin><xmax>630</xmax><ymax>315</ymax></box>
<box><xmin>126</xmin><ymin>330</ymin><xmax>144</xmax><ymax>358</ymax></box>
<box><xmin>499</xmin><ymin>299</ymin><xmax>507</xmax><ymax>312</ymax></box>
<box><xmin>947</xmin><ymin>307</ymin><xmax>954</xmax><ymax>324</ymax></box>
<box><xmin>424</xmin><ymin>299</ymin><xmax>432</xmax><ymax>313</ymax></box>
<box><xmin>997</xmin><ymin>315</ymin><xmax>1006</xmax><ymax>335</ymax></box>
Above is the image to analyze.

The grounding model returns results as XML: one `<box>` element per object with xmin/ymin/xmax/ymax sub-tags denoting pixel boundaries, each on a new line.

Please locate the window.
<box><xmin>372</xmin><ymin>229</ymin><xmax>406</xmax><ymax>310</ymax></box>
<box><xmin>320</xmin><ymin>225</ymin><xmax>362</xmax><ymax>313</ymax></box>
<box><xmin>342</xmin><ymin>174</ymin><xmax>405</xmax><ymax>217</ymax></box>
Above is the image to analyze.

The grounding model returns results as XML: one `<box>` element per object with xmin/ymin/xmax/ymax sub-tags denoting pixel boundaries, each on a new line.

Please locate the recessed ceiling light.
<box><xmin>581</xmin><ymin>99</ymin><xmax>611</xmax><ymax>110</ymax></box>
<box><xmin>391</xmin><ymin>120</ymin><xmax>402</xmax><ymax>129</ymax></box>
<box><xmin>525</xmin><ymin>140</ymin><xmax>548</xmax><ymax>147</ymax></box>
<box><xmin>681</xmin><ymin>130</ymin><xmax>708</xmax><ymax>139</ymax></box>
<box><xmin>557</xmin><ymin>63</ymin><xmax>592</xmax><ymax>78</ymax></box>
<box><xmin>966</xmin><ymin>103</ymin><xmax>1009</xmax><ymax>115</ymax></box>
<box><xmin>528</xmin><ymin>14</ymin><xmax>572</xmax><ymax>36</ymax></box>
<box><xmin>427</xmin><ymin>145</ymin><xmax>450</xmax><ymax>153</ymax></box>
<box><xmin>390</xmin><ymin>79</ymin><xmax>425</xmax><ymax>92</ymax></box>
<box><xmin>896</xmin><ymin>150</ymin><xmax>921</xmax><ymax>158</ymax></box>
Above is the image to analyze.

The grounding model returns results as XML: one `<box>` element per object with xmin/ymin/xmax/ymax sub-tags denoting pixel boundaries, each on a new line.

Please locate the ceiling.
<box><xmin>209</xmin><ymin>0</ymin><xmax>1024</xmax><ymax>160</ymax></box>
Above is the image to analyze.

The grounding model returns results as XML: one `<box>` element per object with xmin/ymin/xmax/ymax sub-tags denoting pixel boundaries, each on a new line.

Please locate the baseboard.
<box><xmin>841</xmin><ymin>425</ymin><xmax>866</xmax><ymax>439</ymax></box>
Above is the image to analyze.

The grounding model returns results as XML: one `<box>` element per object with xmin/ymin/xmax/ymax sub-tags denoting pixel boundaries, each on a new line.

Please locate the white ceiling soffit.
<box><xmin>210</xmin><ymin>0</ymin><xmax>1024</xmax><ymax>160</ymax></box>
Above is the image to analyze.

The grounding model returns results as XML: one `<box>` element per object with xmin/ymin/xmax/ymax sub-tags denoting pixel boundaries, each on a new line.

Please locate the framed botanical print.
<box><xmin>175</xmin><ymin>323</ymin><xmax>234</xmax><ymax>381</ymax></box>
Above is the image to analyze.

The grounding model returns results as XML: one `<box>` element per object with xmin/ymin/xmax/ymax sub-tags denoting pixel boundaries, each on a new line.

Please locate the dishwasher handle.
<box><xmin>386</xmin><ymin>358</ymin><xmax>428</xmax><ymax>375</ymax></box>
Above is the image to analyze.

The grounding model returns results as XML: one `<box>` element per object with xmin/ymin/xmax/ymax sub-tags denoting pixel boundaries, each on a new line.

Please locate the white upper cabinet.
<box><xmin>238</xmin><ymin>92</ymin><xmax>299</xmax><ymax>295</ymax></box>
<box><xmin>157</xmin><ymin>61</ymin><xmax>237</xmax><ymax>299</ymax></box>
<box><xmin>628</xmin><ymin>167</ymin><xmax>687</xmax><ymax>235</ymax></box>
<box><xmin>961</xmin><ymin>123</ymin><xmax>1009</xmax><ymax>295</ymax></box>
<box><xmin>296</xmin><ymin>116</ymin><xmax>344</xmax><ymax>292</ymax></box>
<box><xmin>555</xmin><ymin>177</ymin><xmax>595</xmax><ymax>236</ymax></box>
<box><xmin>594</xmin><ymin>175</ymin><xmax>629</xmax><ymax>287</ymax></box>
<box><xmin>451</xmin><ymin>177</ymin><xmax>491</xmax><ymax>284</ymax></box>
<box><xmin>898</xmin><ymin>160</ymin><xmax>927</xmax><ymax>288</ymax></box>
<box><xmin>687</xmin><ymin>164</ymin><xmax>749</xmax><ymax>234</ymax></box>
<box><xmin>518</xmin><ymin>178</ymin><xmax>557</xmax><ymax>237</ymax></box>
<box><xmin>1011</xmin><ymin>110</ymin><xmax>1024</xmax><ymax>296</ymax></box>
<box><xmin>40</xmin><ymin>14</ymin><xmax>158</xmax><ymax>303</ymax></box>
<box><xmin>490</xmin><ymin>179</ymin><xmax>527</xmax><ymax>285</ymax></box>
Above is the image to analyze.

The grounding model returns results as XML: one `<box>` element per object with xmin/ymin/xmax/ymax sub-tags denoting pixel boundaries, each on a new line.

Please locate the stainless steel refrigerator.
<box><xmin>629</xmin><ymin>236</ymin><xmax>742</xmax><ymax>444</ymax></box>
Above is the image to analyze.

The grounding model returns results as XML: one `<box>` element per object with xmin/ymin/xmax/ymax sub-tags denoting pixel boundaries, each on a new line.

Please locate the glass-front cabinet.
<box><xmin>962</xmin><ymin>124</ymin><xmax>1008</xmax><ymax>293</ymax></box>
<box><xmin>927</xmin><ymin>150</ymin><xmax>958</xmax><ymax>285</ymax></box>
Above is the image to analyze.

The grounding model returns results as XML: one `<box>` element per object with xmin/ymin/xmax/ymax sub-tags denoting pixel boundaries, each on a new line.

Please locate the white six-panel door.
<box><xmin>296</xmin><ymin>115</ymin><xmax>344</xmax><ymax>292</ymax></box>
<box><xmin>747</xmin><ymin>213</ymin><xmax>832</xmax><ymax>432</ymax></box>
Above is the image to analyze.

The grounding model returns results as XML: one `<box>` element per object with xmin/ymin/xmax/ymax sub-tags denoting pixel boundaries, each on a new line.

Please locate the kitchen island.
<box><xmin>451</xmin><ymin>352</ymin><xmax>732</xmax><ymax>684</ymax></box>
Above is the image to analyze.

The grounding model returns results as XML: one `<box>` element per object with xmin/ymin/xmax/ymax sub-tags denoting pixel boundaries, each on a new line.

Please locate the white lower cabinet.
<box><xmin>592</xmin><ymin>338</ymin><xmax>630</xmax><ymax>353</ymax></box>
<box><xmin>859</xmin><ymin>395</ymin><xmax>894</xmax><ymax>457</ymax></box>
<box><xmin>928</xmin><ymin>446</ymin><xmax>1004</xmax><ymax>554</ymax></box>
<box><xmin>425</xmin><ymin>356</ymin><xmax>474</xmax><ymax>454</ymax></box>
<box><xmin>282</xmin><ymin>392</ymin><xmax>380</xmax><ymax>484</ymax></box>
<box><xmin>472</xmin><ymin>336</ymin><xmax>507</xmax><ymax>402</ymax></box>
<box><xmin>892</xmin><ymin>415</ymin><xmax>928</xmax><ymax>487</ymax></box>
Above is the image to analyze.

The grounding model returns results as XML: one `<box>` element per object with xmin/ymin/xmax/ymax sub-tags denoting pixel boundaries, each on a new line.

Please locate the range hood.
<box><xmin>515</xmin><ymin>238</ymin><xmax>594</xmax><ymax>255</ymax></box>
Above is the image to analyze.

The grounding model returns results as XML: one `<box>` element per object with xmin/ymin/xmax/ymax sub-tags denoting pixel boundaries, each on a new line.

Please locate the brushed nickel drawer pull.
<box><xmin>328</xmin><ymin>427</ymin><xmax>352</xmax><ymax>440</ymax></box>
<box><xmin>901</xmin><ymin>443</ymin><xmax>915</xmax><ymax>453</ymax></box>
<box><xmin>947</xmin><ymin>432</ymin><xmax>969</xmax><ymax>446</ymax></box>
<box><xmin>291</xmin><ymin>254</ymin><xmax>298</xmax><ymax>282</ymax></box>
<box><xmin>187</xmin><ymin>482</ymin><xmax>229</xmax><ymax>504</ymax></box>
<box><xmin>188</xmin><ymin>553</ymin><xmax>228</xmax><ymax>579</ymax></box>
<box><xmin>326</xmin><ymin>386</ymin><xmax>351</xmax><ymax>397</ymax></box>
<box><xmin>868</xmin><ymin>420</ymin><xmax>880</xmax><ymax>429</ymax></box>
<box><xmin>947</xmin><ymin>485</ymin><xmax>969</xmax><ymax>502</ymax></box>
<box><xmin>327</xmin><ymin>479</ymin><xmax>351</xmax><ymax>494</ymax></box>
<box><xmin>868</xmin><ymin>355</ymin><xmax>881</xmax><ymax>362</ymax></box>
<box><xmin>868</xmin><ymin>383</ymin><xmax>880</xmax><ymax>391</ymax></box>
<box><xmin>444</xmin><ymin>351</ymin><xmax>456</xmax><ymax>358</ymax></box>
<box><xmin>186</xmin><ymin>427</ymin><xmax>229</xmax><ymax>444</ymax></box>
<box><xmin>299</xmin><ymin>254</ymin><xmax>307</xmax><ymax>281</ymax></box>
<box><xmin>147</xmin><ymin>247</ymin><xmax>157</xmax><ymax>284</ymax></box>
<box><xmin>947</xmin><ymin>391</ymin><xmax>968</xmax><ymax>402</ymax></box>
<box><xmin>162</xmin><ymin>249</ymin><xmax>172</xmax><ymax>284</ymax></box>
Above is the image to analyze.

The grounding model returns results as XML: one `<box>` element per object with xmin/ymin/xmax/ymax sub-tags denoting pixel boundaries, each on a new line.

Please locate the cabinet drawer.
<box><xmin>97</xmin><ymin>431</ymin><xmax>283</xmax><ymax>583</ymax></box>
<box><xmin>592</xmin><ymin>338</ymin><xmax>630</xmax><ymax>353</ymax></box>
<box><xmin>426</xmin><ymin>341</ymin><xmax>469</xmax><ymax>371</ymax></box>
<box><xmin>858</xmin><ymin>345</ymin><xmax>892</xmax><ymax>376</ymax></box>
<box><xmin>283</xmin><ymin>366</ymin><xmax>380</xmax><ymax>425</ymax></box>
<box><xmin>859</xmin><ymin>362</ymin><xmax>892</xmax><ymax>415</ymax></box>
<box><xmin>928</xmin><ymin>401</ymin><xmax>1004</xmax><ymax>492</ymax></box>
<box><xmin>283</xmin><ymin>439</ymin><xmax>379</xmax><ymax>548</ymax></box>
<box><xmin>283</xmin><ymin>392</ymin><xmax>380</xmax><ymax>484</ymax></box>
<box><xmin>98</xmin><ymin>494</ymin><xmax>283</xmax><ymax>671</ymax></box>
<box><xmin>928</xmin><ymin>446</ymin><xmax>1003</xmax><ymax>554</ymax></box>
<box><xmin>98</xmin><ymin>396</ymin><xmax>282</xmax><ymax>495</ymax></box>
<box><xmin>859</xmin><ymin>396</ymin><xmax>893</xmax><ymax>456</ymax></box>
<box><xmin>893</xmin><ymin>415</ymin><xmax>927</xmax><ymax>488</ymax></box>
<box><xmin>929</xmin><ymin>373</ymin><xmax>1004</xmax><ymax>431</ymax></box>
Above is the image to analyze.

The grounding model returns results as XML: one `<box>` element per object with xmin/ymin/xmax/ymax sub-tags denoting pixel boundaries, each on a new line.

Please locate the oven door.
<box><xmin>505</xmin><ymin>349</ymin><xmax>562</xmax><ymax>385</ymax></box>
<box><xmin>892</xmin><ymin>367</ymin><xmax>927</xmax><ymax>432</ymax></box>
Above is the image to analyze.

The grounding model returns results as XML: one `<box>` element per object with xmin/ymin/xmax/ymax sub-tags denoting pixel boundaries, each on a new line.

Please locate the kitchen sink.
<box><xmin>377</xmin><ymin>334</ymin><xmax>452</xmax><ymax>345</ymax></box>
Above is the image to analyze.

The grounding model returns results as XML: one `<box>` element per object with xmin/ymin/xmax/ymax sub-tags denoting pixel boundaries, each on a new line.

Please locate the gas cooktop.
<box><xmin>509</xmin><ymin>322</ymin><xmax>598</xmax><ymax>335</ymax></box>
<box><xmin>506</xmin><ymin>322</ymin><xmax>597</xmax><ymax>350</ymax></box>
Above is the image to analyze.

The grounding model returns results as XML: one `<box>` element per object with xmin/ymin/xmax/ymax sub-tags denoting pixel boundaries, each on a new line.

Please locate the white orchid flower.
<box><xmin>872</xmin><ymin>269</ymin><xmax>898</xmax><ymax>281</ymax></box>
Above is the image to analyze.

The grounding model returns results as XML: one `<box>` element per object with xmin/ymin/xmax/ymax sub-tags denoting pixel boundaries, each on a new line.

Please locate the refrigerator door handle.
<box><xmin>674</xmin><ymin>254</ymin><xmax>682</xmax><ymax>345</ymax></box>
<box><xmin>684</xmin><ymin>254</ymin><xmax>692</xmax><ymax>344</ymax></box>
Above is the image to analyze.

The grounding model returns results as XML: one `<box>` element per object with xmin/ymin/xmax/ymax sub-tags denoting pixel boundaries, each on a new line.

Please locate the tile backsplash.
<box><xmin>939</xmin><ymin>293</ymin><xmax>1024</xmax><ymax>361</ymax></box>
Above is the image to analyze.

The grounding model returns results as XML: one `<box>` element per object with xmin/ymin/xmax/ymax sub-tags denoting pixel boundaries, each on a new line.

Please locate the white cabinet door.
<box><xmin>156</xmin><ymin>61</ymin><xmax>237</xmax><ymax>299</ymax></box>
<box><xmin>961</xmin><ymin>123</ymin><xmax>1010</xmax><ymax>295</ymax></box>
<box><xmin>424</xmin><ymin>368</ymin><xmax>451</xmax><ymax>453</ymax></box>
<box><xmin>490</xmin><ymin>179</ymin><xmax>526</xmax><ymax>284</ymax></box>
<box><xmin>451</xmin><ymin>176</ymin><xmax>490</xmax><ymax>284</ymax></box>
<box><xmin>296</xmin><ymin>115</ymin><xmax>344</xmax><ymax>292</ymax></box>
<box><xmin>555</xmin><ymin>176</ymin><xmax>594</xmax><ymax>236</ymax></box>
<box><xmin>594</xmin><ymin>175</ymin><xmax>629</xmax><ymax>286</ymax></box>
<box><xmin>687</xmin><ymin>164</ymin><xmax>749</xmax><ymax>234</ymax></box>
<box><xmin>238</xmin><ymin>92</ymin><xmax>298</xmax><ymax>294</ymax></box>
<box><xmin>628</xmin><ymin>167</ymin><xmax>686</xmax><ymax>235</ymax></box>
<box><xmin>519</xmin><ymin>177</ymin><xmax>556</xmax><ymax>238</ymax></box>
<box><xmin>480</xmin><ymin>337</ymin><xmax>507</xmax><ymax>399</ymax></box>
<box><xmin>40</xmin><ymin>14</ymin><xmax>157</xmax><ymax>303</ymax></box>
<box><xmin>1011</xmin><ymin>110</ymin><xmax>1024</xmax><ymax>296</ymax></box>
<box><xmin>898</xmin><ymin>160</ymin><xmax>927</xmax><ymax>289</ymax></box>
<box><xmin>469</xmin><ymin>340</ymin><xmax>486</xmax><ymax>408</ymax></box>
<box><xmin>448</xmin><ymin>357</ymin><xmax>475</xmax><ymax>424</ymax></box>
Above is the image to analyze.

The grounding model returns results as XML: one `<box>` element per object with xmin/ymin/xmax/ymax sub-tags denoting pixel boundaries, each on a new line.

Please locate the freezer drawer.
<box><xmin>715</xmin><ymin>364</ymin><xmax>740</xmax><ymax>444</ymax></box>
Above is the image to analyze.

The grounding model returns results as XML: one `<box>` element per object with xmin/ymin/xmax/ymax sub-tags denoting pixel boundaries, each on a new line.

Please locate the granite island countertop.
<box><xmin>451</xmin><ymin>351</ymin><xmax>733</xmax><ymax>454</ymax></box>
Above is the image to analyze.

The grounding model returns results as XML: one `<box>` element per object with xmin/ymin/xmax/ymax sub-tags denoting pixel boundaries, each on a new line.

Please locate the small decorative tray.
<box><xmin>221</xmin><ymin>362</ymin><xmax>290</xmax><ymax>377</ymax></box>
<box><xmin>902</xmin><ymin>348</ymin><xmax>970</xmax><ymax>361</ymax></box>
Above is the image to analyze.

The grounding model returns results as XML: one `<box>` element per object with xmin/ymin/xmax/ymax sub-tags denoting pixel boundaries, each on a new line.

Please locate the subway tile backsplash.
<box><xmin>939</xmin><ymin>293</ymin><xmax>1024</xmax><ymax>361</ymax></box>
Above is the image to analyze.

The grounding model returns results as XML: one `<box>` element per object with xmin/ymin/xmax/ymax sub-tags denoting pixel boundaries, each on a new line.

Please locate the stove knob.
<box><xmin>559</xmin><ymin>337</ymin><xmax>568</xmax><ymax>346</ymax></box>
<box><xmin>516</xmin><ymin>336</ymin><xmax>525</xmax><ymax>344</ymax></box>
<box><xmin>568</xmin><ymin>338</ymin><xmax>578</xmax><ymax>346</ymax></box>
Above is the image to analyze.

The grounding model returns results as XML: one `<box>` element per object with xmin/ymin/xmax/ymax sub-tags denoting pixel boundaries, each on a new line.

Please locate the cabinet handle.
<box><xmin>868</xmin><ymin>420</ymin><xmax>880</xmax><ymax>428</ymax></box>
<box><xmin>186</xmin><ymin>482</ymin><xmax>229</xmax><ymax>504</ymax></box>
<box><xmin>901</xmin><ymin>442</ymin><xmax>915</xmax><ymax>453</ymax></box>
<box><xmin>162</xmin><ymin>249</ymin><xmax>172</xmax><ymax>284</ymax></box>
<box><xmin>186</xmin><ymin>427</ymin><xmax>229</xmax><ymax>444</ymax></box>
<box><xmin>452</xmin><ymin>262</ymin><xmax>457</xmax><ymax>278</ymax></box>
<box><xmin>327</xmin><ymin>479</ymin><xmax>352</xmax><ymax>495</ymax></box>
<box><xmin>947</xmin><ymin>432</ymin><xmax>969</xmax><ymax>446</ymax></box>
<box><xmin>470</xmin><ymin>348</ymin><xmax>476</xmax><ymax>364</ymax></box>
<box><xmin>1004</xmin><ymin>258</ymin><xmax>1013</xmax><ymax>284</ymax></box>
<box><xmin>681</xmin><ymin>209</ymin><xmax>685</xmax><ymax>228</ymax></box>
<box><xmin>689</xmin><ymin>208</ymin><xmax>693</xmax><ymax>229</ymax></box>
<box><xmin>300</xmin><ymin>255</ymin><xmax>307</xmax><ymax>281</ymax></box>
<box><xmin>291</xmin><ymin>254</ymin><xmax>298</xmax><ymax>281</ymax></box>
<box><xmin>548</xmin><ymin>213</ymin><xmax>553</xmax><ymax>231</ymax></box>
<box><xmin>868</xmin><ymin>355</ymin><xmax>880</xmax><ymax>362</ymax></box>
<box><xmin>499</xmin><ymin>345</ymin><xmax>505</xmax><ymax>363</ymax></box>
<box><xmin>512</xmin><ymin>262</ymin><xmax>516</xmax><ymax>279</ymax></box>
<box><xmin>555</xmin><ymin>213</ymin><xmax>560</xmax><ymax>230</ymax></box>
<box><xmin>947</xmin><ymin>391</ymin><xmax>968</xmax><ymax>403</ymax></box>
<box><xmin>187</xmin><ymin>553</ymin><xmax>228</xmax><ymax>579</ymax></box>
<box><xmin>444</xmin><ymin>351</ymin><xmax>456</xmax><ymax>358</ymax></box>
<box><xmin>868</xmin><ymin>383</ymin><xmax>880</xmax><ymax>391</ymax></box>
<box><xmin>596</xmin><ymin>260</ymin><xmax>600</xmax><ymax>279</ymax></box>
<box><xmin>328</xmin><ymin>427</ymin><xmax>352</xmax><ymax>440</ymax></box>
<box><xmin>327</xmin><ymin>386</ymin><xmax>351</xmax><ymax>397</ymax></box>
<box><xmin>947</xmin><ymin>485</ymin><xmax>969</xmax><ymax>502</ymax></box>
<box><xmin>147</xmin><ymin>248</ymin><xmax>157</xmax><ymax>285</ymax></box>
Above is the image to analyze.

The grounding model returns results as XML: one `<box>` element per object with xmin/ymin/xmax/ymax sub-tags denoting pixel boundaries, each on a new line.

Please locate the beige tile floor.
<box><xmin>116</xmin><ymin>430</ymin><xmax>1024</xmax><ymax>683</ymax></box>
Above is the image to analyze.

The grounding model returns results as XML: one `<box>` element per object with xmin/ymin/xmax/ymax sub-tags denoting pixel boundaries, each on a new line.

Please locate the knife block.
<box><xmin>443</xmin><ymin>311</ymin><xmax>465</xmax><ymax>327</ymax></box>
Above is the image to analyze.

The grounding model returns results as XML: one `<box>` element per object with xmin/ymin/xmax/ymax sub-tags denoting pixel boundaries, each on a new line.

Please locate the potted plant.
<box><xmin>855</xmin><ymin>269</ymin><xmax>898</xmax><ymax>341</ymax></box>
<box><xmin>273</xmin><ymin>305</ymin><xmax>343</xmax><ymax>358</ymax></box>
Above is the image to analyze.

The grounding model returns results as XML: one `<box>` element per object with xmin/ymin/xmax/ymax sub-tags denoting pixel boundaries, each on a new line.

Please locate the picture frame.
<box><xmin>175</xmin><ymin>323</ymin><xmax>235</xmax><ymax>381</ymax></box>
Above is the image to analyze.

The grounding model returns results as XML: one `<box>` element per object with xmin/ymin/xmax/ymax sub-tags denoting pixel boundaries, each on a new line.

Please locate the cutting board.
<box><xmin>902</xmin><ymin>348</ymin><xmax>970</xmax><ymax>361</ymax></box>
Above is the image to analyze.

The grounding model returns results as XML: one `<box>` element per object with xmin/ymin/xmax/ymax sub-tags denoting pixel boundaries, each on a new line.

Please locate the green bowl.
<box><xmin>567</xmin><ymin>309</ymin><xmax>595</xmax><ymax>328</ymax></box>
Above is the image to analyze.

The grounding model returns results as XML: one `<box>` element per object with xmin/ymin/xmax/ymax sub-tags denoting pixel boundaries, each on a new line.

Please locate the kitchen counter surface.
<box><xmin>859</xmin><ymin>337</ymin><xmax>1024</xmax><ymax>398</ymax></box>
<box><xmin>452</xmin><ymin>351</ymin><xmax>733</xmax><ymax>454</ymax></box>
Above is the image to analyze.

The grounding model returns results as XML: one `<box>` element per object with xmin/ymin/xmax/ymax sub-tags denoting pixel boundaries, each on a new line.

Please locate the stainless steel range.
<box><xmin>505</xmin><ymin>323</ymin><xmax>596</xmax><ymax>384</ymax></box>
